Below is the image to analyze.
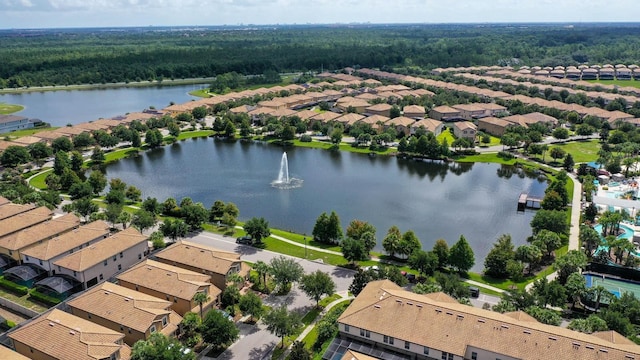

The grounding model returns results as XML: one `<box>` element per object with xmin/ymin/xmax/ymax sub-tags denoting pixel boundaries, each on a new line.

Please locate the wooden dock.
<box><xmin>517</xmin><ymin>193</ymin><xmax>542</xmax><ymax>211</ymax></box>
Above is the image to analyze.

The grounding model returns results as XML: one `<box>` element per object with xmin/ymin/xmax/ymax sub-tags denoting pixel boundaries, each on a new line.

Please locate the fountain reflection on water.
<box><xmin>271</xmin><ymin>152</ymin><xmax>303</xmax><ymax>189</ymax></box>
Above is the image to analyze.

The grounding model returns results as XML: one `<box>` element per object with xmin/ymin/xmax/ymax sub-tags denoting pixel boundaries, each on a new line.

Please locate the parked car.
<box><xmin>469</xmin><ymin>287</ymin><xmax>480</xmax><ymax>298</ymax></box>
<box><xmin>236</xmin><ymin>236</ymin><xmax>253</xmax><ymax>245</ymax></box>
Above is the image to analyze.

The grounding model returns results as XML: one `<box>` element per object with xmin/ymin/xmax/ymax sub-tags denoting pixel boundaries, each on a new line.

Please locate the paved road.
<box><xmin>185</xmin><ymin>231</ymin><xmax>355</xmax><ymax>360</ymax></box>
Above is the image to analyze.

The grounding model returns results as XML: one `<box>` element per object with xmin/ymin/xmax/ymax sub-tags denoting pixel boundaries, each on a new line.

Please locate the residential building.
<box><xmin>452</xmin><ymin>122</ymin><xmax>477</xmax><ymax>141</ymax></box>
<box><xmin>0</xmin><ymin>206</ymin><xmax>53</xmax><ymax>239</ymax></box>
<box><xmin>8</xmin><ymin>309</ymin><xmax>131</xmax><ymax>360</ymax></box>
<box><xmin>403</xmin><ymin>105</ymin><xmax>426</xmax><ymax>119</ymax></box>
<box><xmin>336</xmin><ymin>98</ymin><xmax>371</xmax><ymax>114</ymax></box>
<box><xmin>385</xmin><ymin>117</ymin><xmax>415</xmax><ymax>137</ymax></box>
<box><xmin>0</xmin><ymin>203</ymin><xmax>36</xmax><ymax>221</ymax></box>
<box><xmin>0</xmin><ymin>345</ymin><xmax>31</xmax><ymax>360</ymax></box>
<box><xmin>452</xmin><ymin>104</ymin><xmax>486</xmax><ymax>121</ymax></box>
<box><xmin>117</xmin><ymin>259</ymin><xmax>220</xmax><ymax>316</ymax></box>
<box><xmin>359</xmin><ymin>115</ymin><xmax>390</xmax><ymax>132</ymax></box>
<box><xmin>52</xmin><ymin>227</ymin><xmax>148</xmax><ymax>289</ymax></box>
<box><xmin>477</xmin><ymin>117</ymin><xmax>515</xmax><ymax>137</ymax></box>
<box><xmin>336</xmin><ymin>280</ymin><xmax>640</xmax><ymax>360</ymax></box>
<box><xmin>21</xmin><ymin>220</ymin><xmax>110</xmax><ymax>276</ymax></box>
<box><xmin>0</xmin><ymin>115</ymin><xmax>37</xmax><ymax>134</ymax></box>
<box><xmin>411</xmin><ymin>119</ymin><xmax>444</xmax><ymax>136</ymax></box>
<box><xmin>428</xmin><ymin>106</ymin><xmax>461</xmax><ymax>121</ymax></box>
<box><xmin>335</xmin><ymin>113</ymin><xmax>366</xmax><ymax>128</ymax></box>
<box><xmin>475</xmin><ymin>103</ymin><xmax>507</xmax><ymax>118</ymax></box>
<box><xmin>0</xmin><ymin>213</ymin><xmax>80</xmax><ymax>264</ymax></box>
<box><xmin>365</xmin><ymin>103</ymin><xmax>392</xmax><ymax>118</ymax></box>
<box><xmin>67</xmin><ymin>282</ymin><xmax>182</xmax><ymax>346</ymax></box>
<box><xmin>153</xmin><ymin>240</ymin><xmax>250</xmax><ymax>291</ymax></box>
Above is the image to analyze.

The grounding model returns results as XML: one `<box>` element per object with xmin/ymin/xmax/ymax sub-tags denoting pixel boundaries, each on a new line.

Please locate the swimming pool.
<box><xmin>593</xmin><ymin>223</ymin><xmax>634</xmax><ymax>241</ymax></box>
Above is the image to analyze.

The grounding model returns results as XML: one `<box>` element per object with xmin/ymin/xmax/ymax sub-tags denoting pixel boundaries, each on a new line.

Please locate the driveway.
<box><xmin>186</xmin><ymin>231</ymin><xmax>355</xmax><ymax>360</ymax></box>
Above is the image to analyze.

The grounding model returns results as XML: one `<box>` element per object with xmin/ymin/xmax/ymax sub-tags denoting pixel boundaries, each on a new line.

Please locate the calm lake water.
<box><xmin>0</xmin><ymin>84</ymin><xmax>205</xmax><ymax>127</ymax></box>
<box><xmin>106</xmin><ymin>138</ymin><xmax>547</xmax><ymax>270</ymax></box>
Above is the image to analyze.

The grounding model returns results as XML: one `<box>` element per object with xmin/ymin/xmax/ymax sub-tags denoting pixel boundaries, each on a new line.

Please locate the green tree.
<box><xmin>221</xmin><ymin>286</ymin><xmax>240</xmax><ymax>309</ymax></box>
<box><xmin>69</xmin><ymin>151</ymin><xmax>83</xmax><ymax>172</ymax></box>
<box><xmin>300</xmin><ymin>270</ymin><xmax>336</xmax><ymax>307</ymax></box>
<box><xmin>132</xmin><ymin>210</ymin><xmax>156</xmax><ymax>233</ymax></box>
<box><xmin>168</xmin><ymin>122</ymin><xmax>181</xmax><ymax>137</ymax></box>
<box><xmin>125</xmin><ymin>185</ymin><xmax>142</xmax><ymax>202</ymax></box>
<box><xmin>408</xmin><ymin>250</ymin><xmax>438</xmax><ymax>277</ymax></box>
<box><xmin>524</xmin><ymin>306</ymin><xmax>562</xmax><ymax>326</ymax></box>
<box><xmin>341</xmin><ymin>237</ymin><xmax>369</xmax><ymax>265</ymax></box>
<box><xmin>553</xmin><ymin>250</ymin><xmax>587</xmax><ymax>285</ymax></box>
<box><xmin>160</xmin><ymin>218</ymin><xmax>188</xmax><ymax>242</ymax></box>
<box><xmin>0</xmin><ymin>146</ymin><xmax>31</xmax><ymax>167</ymax></box>
<box><xmin>531</xmin><ymin>209</ymin><xmax>569</xmax><ymax>235</ymax></box>
<box><xmin>397</xmin><ymin>230</ymin><xmax>421</xmax><ymax>259</ymax></box>
<box><xmin>224</xmin><ymin>202</ymin><xmax>239</xmax><ymax>218</ymax></box>
<box><xmin>131</xmin><ymin>332</ymin><xmax>195</xmax><ymax>360</ymax></box>
<box><xmin>568</xmin><ymin>315</ymin><xmax>609</xmax><ymax>334</ymax></box>
<box><xmin>239</xmin><ymin>292</ymin><xmax>264</xmax><ymax>322</ymax></box>
<box><xmin>181</xmin><ymin>203</ymin><xmax>209</xmax><ymax>231</ymax></box>
<box><xmin>549</xmin><ymin>147</ymin><xmax>566</xmax><ymax>162</ymax></box>
<box><xmin>51</xmin><ymin>136</ymin><xmax>73</xmax><ymax>153</ymax></box>
<box><xmin>263</xmin><ymin>306</ymin><xmax>302</xmax><ymax>348</ymax></box>
<box><xmin>484</xmin><ymin>234</ymin><xmax>515</xmax><ymax>279</ymax></box>
<box><xmin>70</xmin><ymin>197</ymin><xmax>99</xmax><ymax>222</ymax></box>
<box><xmin>432</xmin><ymin>239</ymin><xmax>450</xmax><ymax>269</ymax></box>
<box><xmin>221</xmin><ymin>212</ymin><xmax>237</xmax><ymax>229</ymax></box>
<box><xmin>253</xmin><ymin>260</ymin><xmax>271</xmax><ymax>287</ymax></box>
<box><xmin>565</xmin><ymin>272</ymin><xmax>587</xmax><ymax>309</ymax></box>
<box><xmin>90</xmin><ymin>146</ymin><xmax>105</xmax><ymax>164</ymax></box>
<box><xmin>209</xmin><ymin>200</ymin><xmax>226</xmax><ymax>221</ymax></box>
<box><xmin>312</xmin><ymin>211</ymin><xmax>343</xmax><ymax>244</ymax></box>
<box><xmin>269</xmin><ymin>256</ymin><xmax>304</xmax><ymax>293</ymax></box>
<box><xmin>192</xmin><ymin>106</ymin><xmax>207</xmax><ymax>120</ymax></box>
<box><xmin>289</xmin><ymin>340</ymin><xmax>311</xmax><ymax>360</ymax></box>
<box><xmin>449</xmin><ymin>235</ymin><xmax>475</xmax><ymax>273</ymax></box>
<box><xmin>515</xmin><ymin>244</ymin><xmax>543</xmax><ymax>275</ymax></box>
<box><xmin>142</xmin><ymin>197</ymin><xmax>160</xmax><ymax>215</ymax></box>
<box><xmin>27</xmin><ymin>142</ymin><xmax>52</xmax><ymax>162</ymax></box>
<box><xmin>382</xmin><ymin>225</ymin><xmax>402</xmax><ymax>258</ymax></box>
<box><xmin>105</xmin><ymin>203</ymin><xmax>123</xmax><ymax>228</ymax></box>
<box><xmin>193</xmin><ymin>291</ymin><xmax>210</xmax><ymax>319</ymax></box>
<box><xmin>145</xmin><ymin>129</ymin><xmax>163</xmax><ymax>148</ymax></box>
<box><xmin>552</xmin><ymin>127</ymin><xmax>569</xmax><ymax>140</ymax></box>
<box><xmin>346</xmin><ymin>219</ymin><xmax>377</xmax><ymax>252</ymax></box>
<box><xmin>243</xmin><ymin>217</ymin><xmax>271</xmax><ymax>244</ymax></box>
<box><xmin>532</xmin><ymin>229</ymin><xmax>562</xmax><ymax>258</ymax></box>
<box><xmin>349</xmin><ymin>268</ymin><xmax>382</xmax><ymax>296</ymax></box>
<box><xmin>200</xmin><ymin>309</ymin><xmax>239</xmax><ymax>349</ymax></box>
<box><xmin>563</xmin><ymin>153</ymin><xmax>575</xmax><ymax>172</ymax></box>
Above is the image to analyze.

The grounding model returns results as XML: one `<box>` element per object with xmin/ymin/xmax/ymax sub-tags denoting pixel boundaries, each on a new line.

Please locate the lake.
<box><xmin>105</xmin><ymin>138</ymin><xmax>547</xmax><ymax>270</ymax></box>
<box><xmin>0</xmin><ymin>84</ymin><xmax>205</xmax><ymax>127</ymax></box>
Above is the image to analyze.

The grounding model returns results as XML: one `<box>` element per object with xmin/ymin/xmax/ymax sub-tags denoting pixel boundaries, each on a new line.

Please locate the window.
<box><xmin>25</xmin><ymin>256</ymin><xmax>29</xmax><ymax>261</ymax></box>
<box><xmin>113</xmin><ymin>255</ymin><xmax>117</xmax><ymax>261</ymax></box>
<box><xmin>104</xmin><ymin>260</ymin><xmax>108</xmax><ymax>266</ymax></box>
<box><xmin>99</xmin><ymin>274</ymin><xmax>104</xmax><ymax>281</ymax></box>
<box><xmin>405</xmin><ymin>341</ymin><xmax>411</xmax><ymax>350</ymax></box>
<box><xmin>472</xmin><ymin>353</ymin><xmax>477</xmax><ymax>360</ymax></box>
<box><xmin>8</xmin><ymin>250</ymin><xmax>12</xmax><ymax>256</ymax></box>
<box><xmin>128</xmin><ymin>328</ymin><xmax>132</xmax><ymax>334</ymax></box>
<box><xmin>344</xmin><ymin>324</ymin><xmax>349</xmax><ymax>332</ymax></box>
<box><xmin>383</xmin><ymin>335</ymin><xmax>394</xmax><ymax>345</ymax></box>
<box><xmin>135</xmin><ymin>285</ymin><xmax>139</xmax><ymax>291</ymax></box>
<box><xmin>448</xmin><ymin>354</ymin><xmax>453</xmax><ymax>360</ymax></box>
<box><xmin>166</xmin><ymin>295</ymin><xmax>170</xmax><ymax>301</ymax></box>
<box><xmin>174</xmin><ymin>296</ymin><xmax>178</xmax><ymax>303</ymax></box>
<box><xmin>73</xmin><ymin>271</ymin><xmax>77</xmax><ymax>277</ymax></box>
<box><xmin>119</xmin><ymin>252</ymin><xmax>123</xmax><ymax>258</ymax></box>
<box><xmin>118</xmin><ymin>264</ymin><xmax>122</xmax><ymax>271</ymax></box>
<box><xmin>88</xmin><ymin>314</ymin><xmax>92</xmax><ymax>319</ymax></box>
<box><xmin>138</xmin><ymin>254</ymin><xmax>142</xmax><ymax>260</ymax></box>
<box><xmin>423</xmin><ymin>347</ymin><xmax>430</xmax><ymax>355</ymax></box>
<box><xmin>150</xmin><ymin>324</ymin><xmax>156</xmax><ymax>333</ymax></box>
<box><xmin>39</xmin><ymin>260</ymin><xmax>43</xmax><ymax>265</ymax></box>
<box><xmin>162</xmin><ymin>316</ymin><xmax>168</xmax><ymax>327</ymax></box>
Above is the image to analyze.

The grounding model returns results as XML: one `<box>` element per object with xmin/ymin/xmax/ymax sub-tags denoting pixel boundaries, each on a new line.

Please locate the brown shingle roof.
<box><xmin>53</xmin><ymin>227</ymin><xmax>147</xmax><ymax>272</ymax></box>
<box><xmin>403</xmin><ymin>105</ymin><xmax>426</xmax><ymax>114</ymax></box>
<box><xmin>0</xmin><ymin>203</ymin><xmax>36</xmax><ymax>221</ymax></box>
<box><xmin>0</xmin><ymin>213</ymin><xmax>80</xmax><ymax>252</ymax></box>
<box><xmin>154</xmin><ymin>240</ymin><xmax>245</xmax><ymax>278</ymax></box>
<box><xmin>116</xmin><ymin>259</ymin><xmax>220</xmax><ymax>301</ymax></box>
<box><xmin>386</xmin><ymin>116</ymin><xmax>415</xmax><ymax>127</ymax></box>
<box><xmin>21</xmin><ymin>220</ymin><xmax>110</xmax><ymax>261</ymax></box>
<box><xmin>340</xmin><ymin>349</ymin><xmax>379</xmax><ymax>360</ymax></box>
<box><xmin>339</xmin><ymin>281</ymin><xmax>640</xmax><ymax>360</ymax></box>
<box><xmin>412</xmin><ymin>119</ymin><xmax>443</xmax><ymax>133</ymax></box>
<box><xmin>0</xmin><ymin>345</ymin><xmax>31</xmax><ymax>360</ymax></box>
<box><xmin>67</xmin><ymin>282</ymin><xmax>180</xmax><ymax>334</ymax></box>
<box><xmin>8</xmin><ymin>309</ymin><xmax>129</xmax><ymax>360</ymax></box>
<box><xmin>0</xmin><ymin>207</ymin><xmax>52</xmax><ymax>238</ymax></box>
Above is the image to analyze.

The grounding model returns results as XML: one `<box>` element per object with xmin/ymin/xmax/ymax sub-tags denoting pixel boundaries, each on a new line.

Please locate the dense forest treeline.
<box><xmin>1</xmin><ymin>24</ymin><xmax>640</xmax><ymax>88</ymax></box>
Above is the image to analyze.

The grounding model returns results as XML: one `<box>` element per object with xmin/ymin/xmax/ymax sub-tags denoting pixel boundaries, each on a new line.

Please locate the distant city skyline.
<box><xmin>1</xmin><ymin>0</ymin><xmax>639</xmax><ymax>29</ymax></box>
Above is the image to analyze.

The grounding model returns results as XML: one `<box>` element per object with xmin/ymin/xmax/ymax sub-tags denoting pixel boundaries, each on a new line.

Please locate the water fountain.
<box><xmin>271</xmin><ymin>152</ymin><xmax>303</xmax><ymax>189</ymax></box>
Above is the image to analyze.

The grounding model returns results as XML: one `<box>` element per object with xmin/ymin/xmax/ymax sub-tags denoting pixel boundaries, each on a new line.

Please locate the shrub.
<box><xmin>498</xmin><ymin>151</ymin><xmax>515</xmax><ymax>160</ymax></box>
<box><xmin>300</xmin><ymin>135</ymin><xmax>312</xmax><ymax>142</ymax></box>
<box><xmin>0</xmin><ymin>278</ymin><xmax>28</xmax><ymax>296</ymax></box>
<box><xmin>29</xmin><ymin>290</ymin><xmax>62</xmax><ymax>305</ymax></box>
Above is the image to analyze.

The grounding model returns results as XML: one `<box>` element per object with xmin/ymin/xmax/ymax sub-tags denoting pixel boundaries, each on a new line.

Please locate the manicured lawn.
<box><xmin>188</xmin><ymin>89</ymin><xmax>211</xmax><ymax>98</ymax></box>
<box><xmin>437</xmin><ymin>130</ymin><xmax>455</xmax><ymax>144</ymax></box>
<box><xmin>261</xmin><ymin>237</ymin><xmax>347</xmax><ymax>266</ymax></box>
<box><xmin>478</xmin><ymin>135</ymin><xmax>502</xmax><ymax>147</ymax></box>
<box><xmin>586</xmin><ymin>79</ymin><xmax>640</xmax><ymax>89</ymax></box>
<box><xmin>176</xmin><ymin>130</ymin><xmax>215</xmax><ymax>140</ymax></box>
<box><xmin>318</xmin><ymin>293</ymin><xmax>342</xmax><ymax>308</ymax></box>
<box><xmin>0</xmin><ymin>287</ymin><xmax>47</xmax><ymax>313</ymax></box>
<box><xmin>102</xmin><ymin>148</ymin><xmax>142</xmax><ymax>164</ymax></box>
<box><xmin>455</xmin><ymin>153</ymin><xmax>517</xmax><ymax>165</ymax></box>
<box><xmin>548</xmin><ymin>139</ymin><xmax>601</xmax><ymax>163</ymax></box>
<box><xmin>289</xmin><ymin>139</ymin><xmax>394</xmax><ymax>155</ymax></box>
<box><xmin>0</xmin><ymin>103</ymin><xmax>24</xmax><ymax>115</ymax></box>
<box><xmin>29</xmin><ymin>169</ymin><xmax>51</xmax><ymax>190</ymax></box>
<box><xmin>269</xmin><ymin>228</ymin><xmax>342</xmax><ymax>252</ymax></box>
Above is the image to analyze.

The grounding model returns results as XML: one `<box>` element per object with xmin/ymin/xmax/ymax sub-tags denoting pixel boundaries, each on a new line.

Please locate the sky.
<box><xmin>0</xmin><ymin>0</ymin><xmax>639</xmax><ymax>29</ymax></box>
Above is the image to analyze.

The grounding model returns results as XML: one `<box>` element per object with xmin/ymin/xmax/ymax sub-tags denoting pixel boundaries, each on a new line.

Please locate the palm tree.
<box><xmin>193</xmin><ymin>292</ymin><xmax>210</xmax><ymax>319</ymax></box>
<box><xmin>227</xmin><ymin>272</ymin><xmax>245</xmax><ymax>289</ymax></box>
<box><xmin>588</xmin><ymin>286</ymin><xmax>614</xmax><ymax>312</ymax></box>
<box><xmin>253</xmin><ymin>260</ymin><xmax>271</xmax><ymax>287</ymax></box>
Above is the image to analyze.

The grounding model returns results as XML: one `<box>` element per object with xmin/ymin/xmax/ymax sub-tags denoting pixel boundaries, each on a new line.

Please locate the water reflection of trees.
<box><xmin>397</xmin><ymin>158</ymin><xmax>473</xmax><ymax>182</ymax></box>
<box><xmin>496</xmin><ymin>165</ymin><xmax>547</xmax><ymax>181</ymax></box>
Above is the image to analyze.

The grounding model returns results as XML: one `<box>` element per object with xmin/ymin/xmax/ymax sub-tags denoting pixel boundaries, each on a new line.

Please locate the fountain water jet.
<box><xmin>271</xmin><ymin>152</ymin><xmax>303</xmax><ymax>189</ymax></box>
